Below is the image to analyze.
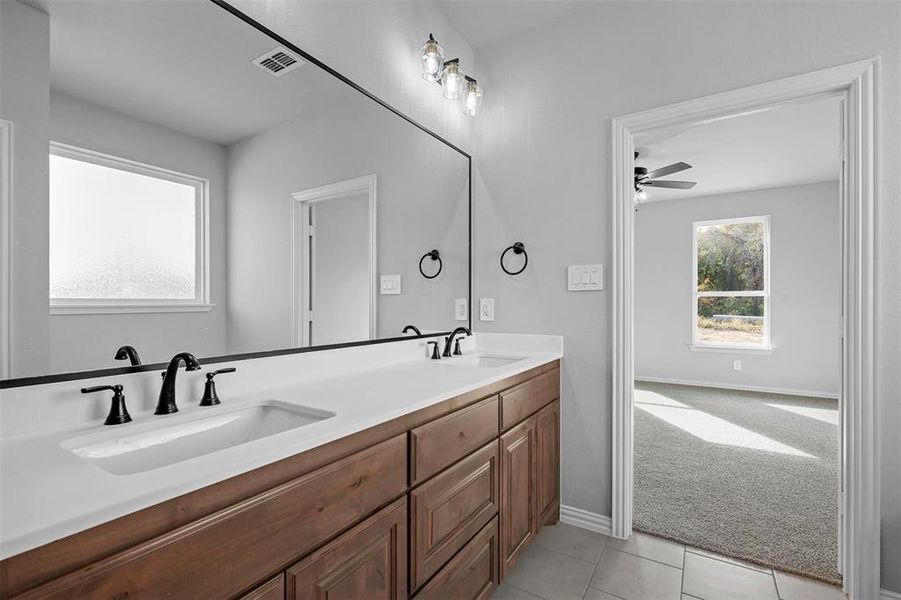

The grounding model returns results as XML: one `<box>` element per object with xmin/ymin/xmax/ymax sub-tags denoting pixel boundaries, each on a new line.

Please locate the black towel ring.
<box><xmin>419</xmin><ymin>249</ymin><xmax>442</xmax><ymax>279</ymax></box>
<box><xmin>500</xmin><ymin>242</ymin><xmax>528</xmax><ymax>275</ymax></box>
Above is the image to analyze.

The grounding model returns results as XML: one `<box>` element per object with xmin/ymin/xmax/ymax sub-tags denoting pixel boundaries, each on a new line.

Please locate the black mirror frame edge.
<box><xmin>0</xmin><ymin>0</ymin><xmax>472</xmax><ymax>390</ymax></box>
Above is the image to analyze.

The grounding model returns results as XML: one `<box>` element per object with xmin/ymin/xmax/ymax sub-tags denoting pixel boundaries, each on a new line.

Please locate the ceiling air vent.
<box><xmin>252</xmin><ymin>47</ymin><xmax>304</xmax><ymax>77</ymax></box>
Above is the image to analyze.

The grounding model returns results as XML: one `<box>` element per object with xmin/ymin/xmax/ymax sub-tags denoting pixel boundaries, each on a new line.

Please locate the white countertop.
<box><xmin>0</xmin><ymin>335</ymin><xmax>561</xmax><ymax>560</ymax></box>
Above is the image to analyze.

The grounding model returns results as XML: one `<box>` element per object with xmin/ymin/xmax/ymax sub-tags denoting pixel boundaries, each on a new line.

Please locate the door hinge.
<box><xmin>306</xmin><ymin>225</ymin><xmax>315</xmax><ymax>237</ymax></box>
<box><xmin>306</xmin><ymin>310</ymin><xmax>313</xmax><ymax>322</ymax></box>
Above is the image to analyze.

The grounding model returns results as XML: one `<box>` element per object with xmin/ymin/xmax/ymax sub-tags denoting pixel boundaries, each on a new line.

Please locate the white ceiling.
<box><xmin>633</xmin><ymin>95</ymin><xmax>841</xmax><ymax>203</ymax></box>
<box><xmin>433</xmin><ymin>0</ymin><xmax>591</xmax><ymax>49</ymax></box>
<box><xmin>41</xmin><ymin>0</ymin><xmax>355</xmax><ymax>146</ymax></box>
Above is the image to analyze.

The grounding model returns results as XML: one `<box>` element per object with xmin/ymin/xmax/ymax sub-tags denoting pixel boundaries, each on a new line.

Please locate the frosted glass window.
<box><xmin>49</xmin><ymin>149</ymin><xmax>203</xmax><ymax>302</ymax></box>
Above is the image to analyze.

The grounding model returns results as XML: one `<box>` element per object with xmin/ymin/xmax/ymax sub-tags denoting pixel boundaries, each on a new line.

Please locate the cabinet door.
<box><xmin>536</xmin><ymin>400</ymin><xmax>560</xmax><ymax>527</ymax></box>
<box><xmin>286</xmin><ymin>498</ymin><xmax>407</xmax><ymax>600</ymax></box>
<box><xmin>499</xmin><ymin>416</ymin><xmax>538</xmax><ymax>577</ymax></box>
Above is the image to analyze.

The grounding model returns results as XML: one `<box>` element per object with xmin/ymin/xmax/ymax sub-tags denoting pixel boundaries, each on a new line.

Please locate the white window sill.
<box><xmin>50</xmin><ymin>302</ymin><xmax>215</xmax><ymax>315</ymax></box>
<box><xmin>687</xmin><ymin>343</ymin><xmax>774</xmax><ymax>355</ymax></box>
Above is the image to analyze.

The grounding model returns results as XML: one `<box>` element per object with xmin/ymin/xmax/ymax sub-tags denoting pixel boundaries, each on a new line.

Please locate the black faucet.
<box><xmin>403</xmin><ymin>324</ymin><xmax>422</xmax><ymax>336</ymax></box>
<box><xmin>443</xmin><ymin>327</ymin><xmax>472</xmax><ymax>358</ymax></box>
<box><xmin>114</xmin><ymin>345</ymin><xmax>141</xmax><ymax>366</ymax></box>
<box><xmin>155</xmin><ymin>352</ymin><xmax>201</xmax><ymax>415</ymax></box>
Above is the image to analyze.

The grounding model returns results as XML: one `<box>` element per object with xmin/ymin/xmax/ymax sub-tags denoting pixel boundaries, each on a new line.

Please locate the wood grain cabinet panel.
<box><xmin>410</xmin><ymin>396</ymin><xmax>499</xmax><ymax>485</ymax></box>
<box><xmin>500</xmin><ymin>370</ymin><xmax>560</xmax><ymax>431</ymax></box>
<box><xmin>413</xmin><ymin>517</ymin><xmax>499</xmax><ymax>600</ymax></box>
<box><xmin>536</xmin><ymin>400</ymin><xmax>560</xmax><ymax>526</ymax></box>
<box><xmin>499</xmin><ymin>417</ymin><xmax>538</xmax><ymax>577</ymax></box>
<box><xmin>238</xmin><ymin>574</ymin><xmax>285</xmax><ymax>600</ymax></box>
<box><xmin>12</xmin><ymin>435</ymin><xmax>407</xmax><ymax>600</ymax></box>
<box><xmin>409</xmin><ymin>440</ymin><xmax>499</xmax><ymax>590</ymax></box>
<box><xmin>286</xmin><ymin>498</ymin><xmax>407</xmax><ymax>600</ymax></box>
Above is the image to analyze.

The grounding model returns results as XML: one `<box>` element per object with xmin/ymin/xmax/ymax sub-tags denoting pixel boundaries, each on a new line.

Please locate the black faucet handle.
<box><xmin>81</xmin><ymin>384</ymin><xmax>132</xmax><ymax>426</ymax></box>
<box><xmin>206</xmin><ymin>367</ymin><xmax>236</xmax><ymax>381</ymax></box>
<box><xmin>427</xmin><ymin>341</ymin><xmax>441</xmax><ymax>360</ymax></box>
<box><xmin>200</xmin><ymin>368</ymin><xmax>235</xmax><ymax>407</ymax></box>
<box><xmin>453</xmin><ymin>338</ymin><xmax>463</xmax><ymax>356</ymax></box>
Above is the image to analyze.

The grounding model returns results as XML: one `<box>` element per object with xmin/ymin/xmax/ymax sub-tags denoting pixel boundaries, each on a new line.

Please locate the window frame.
<box><xmin>48</xmin><ymin>142</ymin><xmax>212</xmax><ymax>315</ymax></box>
<box><xmin>690</xmin><ymin>215</ymin><xmax>771</xmax><ymax>351</ymax></box>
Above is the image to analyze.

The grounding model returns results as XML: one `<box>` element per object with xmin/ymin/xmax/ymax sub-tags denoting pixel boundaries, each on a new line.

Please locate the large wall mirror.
<box><xmin>0</xmin><ymin>0</ymin><xmax>470</xmax><ymax>383</ymax></box>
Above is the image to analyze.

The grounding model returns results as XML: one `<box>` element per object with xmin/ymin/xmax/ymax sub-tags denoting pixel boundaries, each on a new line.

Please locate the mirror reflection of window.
<box><xmin>48</xmin><ymin>144</ymin><xmax>208</xmax><ymax>312</ymax></box>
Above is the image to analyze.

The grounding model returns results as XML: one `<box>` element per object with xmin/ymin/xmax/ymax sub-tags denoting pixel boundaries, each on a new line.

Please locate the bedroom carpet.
<box><xmin>633</xmin><ymin>381</ymin><xmax>841</xmax><ymax>584</ymax></box>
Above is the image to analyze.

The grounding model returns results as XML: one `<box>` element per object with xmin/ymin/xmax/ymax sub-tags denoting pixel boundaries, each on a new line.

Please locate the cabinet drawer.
<box><xmin>237</xmin><ymin>574</ymin><xmax>284</xmax><ymax>600</ymax></box>
<box><xmin>286</xmin><ymin>498</ymin><xmax>407</xmax><ymax>600</ymax></box>
<box><xmin>410</xmin><ymin>396</ymin><xmax>499</xmax><ymax>485</ymax></box>
<box><xmin>410</xmin><ymin>440</ymin><xmax>499</xmax><ymax>589</ymax></box>
<box><xmin>414</xmin><ymin>516</ymin><xmax>499</xmax><ymax>600</ymax></box>
<box><xmin>500</xmin><ymin>369</ymin><xmax>559</xmax><ymax>431</ymax></box>
<box><xmin>17</xmin><ymin>435</ymin><xmax>407</xmax><ymax>600</ymax></box>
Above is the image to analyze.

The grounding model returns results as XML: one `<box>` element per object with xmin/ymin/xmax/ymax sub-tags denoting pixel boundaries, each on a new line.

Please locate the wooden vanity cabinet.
<box><xmin>0</xmin><ymin>360</ymin><xmax>560</xmax><ymax>600</ymax></box>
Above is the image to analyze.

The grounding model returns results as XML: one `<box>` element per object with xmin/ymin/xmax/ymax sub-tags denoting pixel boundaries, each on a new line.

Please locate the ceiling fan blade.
<box><xmin>643</xmin><ymin>180</ymin><xmax>697</xmax><ymax>189</ymax></box>
<box><xmin>645</xmin><ymin>162</ymin><xmax>692</xmax><ymax>179</ymax></box>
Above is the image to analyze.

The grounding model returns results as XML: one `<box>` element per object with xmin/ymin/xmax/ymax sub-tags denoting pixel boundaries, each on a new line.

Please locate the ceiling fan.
<box><xmin>634</xmin><ymin>151</ymin><xmax>697</xmax><ymax>202</ymax></box>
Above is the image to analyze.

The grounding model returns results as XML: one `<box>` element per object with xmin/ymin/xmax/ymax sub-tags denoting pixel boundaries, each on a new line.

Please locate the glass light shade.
<box><xmin>420</xmin><ymin>35</ymin><xmax>444</xmax><ymax>82</ymax></box>
<box><xmin>463</xmin><ymin>79</ymin><xmax>482</xmax><ymax>116</ymax></box>
<box><xmin>634</xmin><ymin>188</ymin><xmax>649</xmax><ymax>202</ymax></box>
<box><xmin>441</xmin><ymin>61</ymin><xmax>464</xmax><ymax>100</ymax></box>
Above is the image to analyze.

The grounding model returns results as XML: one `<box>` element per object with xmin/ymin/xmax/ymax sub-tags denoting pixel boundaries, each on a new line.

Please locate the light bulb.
<box><xmin>420</xmin><ymin>34</ymin><xmax>444</xmax><ymax>82</ymax></box>
<box><xmin>441</xmin><ymin>59</ymin><xmax>463</xmax><ymax>100</ymax></box>
<box><xmin>634</xmin><ymin>188</ymin><xmax>649</xmax><ymax>202</ymax></box>
<box><xmin>463</xmin><ymin>77</ymin><xmax>482</xmax><ymax>116</ymax></box>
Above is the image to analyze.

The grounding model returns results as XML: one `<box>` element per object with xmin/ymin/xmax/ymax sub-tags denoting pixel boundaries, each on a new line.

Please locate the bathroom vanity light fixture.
<box><xmin>441</xmin><ymin>59</ymin><xmax>464</xmax><ymax>100</ymax></box>
<box><xmin>419</xmin><ymin>34</ymin><xmax>482</xmax><ymax>116</ymax></box>
<box><xmin>463</xmin><ymin>76</ymin><xmax>482</xmax><ymax>117</ymax></box>
<box><xmin>420</xmin><ymin>33</ymin><xmax>444</xmax><ymax>81</ymax></box>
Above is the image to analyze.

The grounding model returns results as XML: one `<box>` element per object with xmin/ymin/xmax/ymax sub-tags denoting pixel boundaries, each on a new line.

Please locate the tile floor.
<box><xmin>497</xmin><ymin>525</ymin><xmax>844</xmax><ymax>600</ymax></box>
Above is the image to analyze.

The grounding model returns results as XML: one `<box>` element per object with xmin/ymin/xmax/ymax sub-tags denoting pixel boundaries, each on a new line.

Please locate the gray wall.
<box><xmin>45</xmin><ymin>92</ymin><xmax>228</xmax><ymax>372</ymax></box>
<box><xmin>0</xmin><ymin>0</ymin><xmax>50</xmax><ymax>376</ymax></box>
<box><xmin>471</xmin><ymin>2</ymin><xmax>900</xmax><ymax>591</ymax></box>
<box><xmin>635</xmin><ymin>182</ymin><xmax>841</xmax><ymax>397</ymax></box>
<box><xmin>226</xmin><ymin>96</ymin><xmax>468</xmax><ymax>353</ymax></box>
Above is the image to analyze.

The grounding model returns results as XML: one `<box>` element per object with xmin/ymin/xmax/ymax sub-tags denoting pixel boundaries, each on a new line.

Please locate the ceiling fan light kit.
<box><xmin>633</xmin><ymin>151</ymin><xmax>698</xmax><ymax>202</ymax></box>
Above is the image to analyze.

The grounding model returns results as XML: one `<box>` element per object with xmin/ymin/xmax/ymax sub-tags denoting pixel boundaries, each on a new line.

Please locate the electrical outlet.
<box><xmin>454</xmin><ymin>298</ymin><xmax>468</xmax><ymax>321</ymax></box>
<box><xmin>733</xmin><ymin>360</ymin><xmax>742</xmax><ymax>371</ymax></box>
<box><xmin>479</xmin><ymin>298</ymin><xmax>495</xmax><ymax>322</ymax></box>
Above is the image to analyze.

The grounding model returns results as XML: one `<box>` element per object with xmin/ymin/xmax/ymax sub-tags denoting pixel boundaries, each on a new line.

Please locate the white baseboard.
<box><xmin>882</xmin><ymin>589</ymin><xmax>901</xmax><ymax>600</ymax></box>
<box><xmin>559</xmin><ymin>505</ymin><xmax>613</xmax><ymax>536</ymax></box>
<box><xmin>635</xmin><ymin>376</ymin><xmax>838</xmax><ymax>400</ymax></box>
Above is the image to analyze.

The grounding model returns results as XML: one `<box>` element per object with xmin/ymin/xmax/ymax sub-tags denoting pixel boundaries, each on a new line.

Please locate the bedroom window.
<box><xmin>49</xmin><ymin>142</ymin><xmax>210</xmax><ymax>314</ymax></box>
<box><xmin>692</xmin><ymin>216</ymin><xmax>770</xmax><ymax>349</ymax></box>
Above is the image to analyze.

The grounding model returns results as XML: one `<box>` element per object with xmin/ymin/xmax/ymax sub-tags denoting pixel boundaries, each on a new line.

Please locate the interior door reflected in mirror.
<box><xmin>0</xmin><ymin>0</ymin><xmax>470</xmax><ymax>380</ymax></box>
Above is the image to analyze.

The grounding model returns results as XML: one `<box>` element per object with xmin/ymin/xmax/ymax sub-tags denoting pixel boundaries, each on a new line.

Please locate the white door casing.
<box><xmin>611</xmin><ymin>60</ymin><xmax>879</xmax><ymax>599</ymax></box>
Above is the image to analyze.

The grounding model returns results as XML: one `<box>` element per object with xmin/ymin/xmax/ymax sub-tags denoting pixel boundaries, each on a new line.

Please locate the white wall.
<box><xmin>226</xmin><ymin>94</ymin><xmax>469</xmax><ymax>353</ymax></box>
<box><xmin>635</xmin><ymin>182</ymin><xmax>841</xmax><ymax>397</ymax></box>
<box><xmin>228</xmin><ymin>0</ymin><xmax>475</xmax><ymax>155</ymax></box>
<box><xmin>0</xmin><ymin>0</ymin><xmax>50</xmax><ymax>376</ymax></box>
<box><xmin>44</xmin><ymin>92</ymin><xmax>228</xmax><ymax>372</ymax></box>
<box><xmin>471</xmin><ymin>2</ymin><xmax>900</xmax><ymax>591</ymax></box>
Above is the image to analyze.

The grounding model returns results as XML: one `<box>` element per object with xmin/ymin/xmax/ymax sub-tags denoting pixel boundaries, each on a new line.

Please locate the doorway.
<box><xmin>610</xmin><ymin>61</ymin><xmax>879</xmax><ymax>599</ymax></box>
<box><xmin>292</xmin><ymin>175</ymin><xmax>377</xmax><ymax>347</ymax></box>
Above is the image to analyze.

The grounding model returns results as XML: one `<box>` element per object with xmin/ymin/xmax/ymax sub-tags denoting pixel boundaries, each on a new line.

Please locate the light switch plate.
<box><xmin>479</xmin><ymin>298</ymin><xmax>495</xmax><ymax>322</ymax></box>
<box><xmin>568</xmin><ymin>264</ymin><xmax>604</xmax><ymax>291</ymax></box>
<box><xmin>380</xmin><ymin>274</ymin><xmax>401</xmax><ymax>295</ymax></box>
<box><xmin>455</xmin><ymin>298</ymin><xmax>468</xmax><ymax>321</ymax></box>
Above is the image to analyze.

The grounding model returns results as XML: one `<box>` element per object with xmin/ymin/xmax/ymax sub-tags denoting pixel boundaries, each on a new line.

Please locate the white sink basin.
<box><xmin>61</xmin><ymin>401</ymin><xmax>335</xmax><ymax>475</ymax></box>
<box><xmin>436</xmin><ymin>354</ymin><xmax>525</xmax><ymax>368</ymax></box>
